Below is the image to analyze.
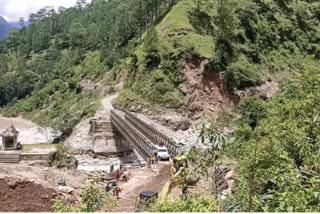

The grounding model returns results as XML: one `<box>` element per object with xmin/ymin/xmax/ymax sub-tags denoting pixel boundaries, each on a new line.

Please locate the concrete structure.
<box><xmin>0</xmin><ymin>124</ymin><xmax>19</xmax><ymax>151</ymax></box>
<box><xmin>90</xmin><ymin>119</ymin><xmax>132</xmax><ymax>155</ymax></box>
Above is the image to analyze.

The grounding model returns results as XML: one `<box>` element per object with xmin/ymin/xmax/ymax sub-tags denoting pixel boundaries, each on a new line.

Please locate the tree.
<box><xmin>19</xmin><ymin>17</ymin><xmax>25</xmax><ymax>28</ymax></box>
<box><xmin>58</xmin><ymin>6</ymin><xmax>66</xmax><ymax>13</ymax></box>
<box><xmin>185</xmin><ymin>120</ymin><xmax>228</xmax><ymax>211</ymax></box>
<box><xmin>76</xmin><ymin>0</ymin><xmax>87</xmax><ymax>10</ymax></box>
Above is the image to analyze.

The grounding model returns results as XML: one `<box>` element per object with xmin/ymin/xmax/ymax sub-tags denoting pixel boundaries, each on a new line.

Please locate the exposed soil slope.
<box><xmin>181</xmin><ymin>59</ymin><xmax>236</xmax><ymax>120</ymax></box>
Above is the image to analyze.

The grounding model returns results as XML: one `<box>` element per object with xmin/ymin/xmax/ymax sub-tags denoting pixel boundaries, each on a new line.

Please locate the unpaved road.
<box><xmin>113</xmin><ymin>161</ymin><xmax>171</xmax><ymax>212</ymax></box>
<box><xmin>64</xmin><ymin>93</ymin><xmax>118</xmax><ymax>153</ymax></box>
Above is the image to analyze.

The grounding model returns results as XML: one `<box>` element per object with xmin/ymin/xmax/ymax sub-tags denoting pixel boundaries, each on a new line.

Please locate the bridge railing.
<box><xmin>110</xmin><ymin>110</ymin><xmax>154</xmax><ymax>161</ymax></box>
<box><xmin>124</xmin><ymin>110</ymin><xmax>181</xmax><ymax>157</ymax></box>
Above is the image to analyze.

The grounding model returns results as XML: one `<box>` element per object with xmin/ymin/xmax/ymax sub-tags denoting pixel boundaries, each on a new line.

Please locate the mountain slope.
<box><xmin>115</xmin><ymin>0</ymin><xmax>320</xmax><ymax>119</ymax></box>
<box><xmin>0</xmin><ymin>0</ymin><xmax>174</xmax><ymax>134</ymax></box>
<box><xmin>0</xmin><ymin>16</ymin><xmax>10</xmax><ymax>40</ymax></box>
<box><xmin>0</xmin><ymin>0</ymin><xmax>320</xmax><ymax>133</ymax></box>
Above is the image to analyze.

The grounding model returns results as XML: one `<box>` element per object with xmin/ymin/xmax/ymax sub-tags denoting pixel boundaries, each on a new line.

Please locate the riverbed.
<box><xmin>0</xmin><ymin>116</ymin><xmax>37</xmax><ymax>129</ymax></box>
<box><xmin>0</xmin><ymin>116</ymin><xmax>61</xmax><ymax>145</ymax></box>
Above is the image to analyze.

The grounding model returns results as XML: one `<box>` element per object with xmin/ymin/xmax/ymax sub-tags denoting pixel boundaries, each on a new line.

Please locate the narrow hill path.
<box><xmin>64</xmin><ymin>93</ymin><xmax>118</xmax><ymax>152</ymax></box>
<box><xmin>95</xmin><ymin>93</ymin><xmax>118</xmax><ymax>119</ymax></box>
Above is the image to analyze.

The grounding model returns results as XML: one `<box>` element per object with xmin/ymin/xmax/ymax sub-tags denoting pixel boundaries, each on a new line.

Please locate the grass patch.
<box><xmin>118</xmin><ymin>0</ymin><xmax>215</xmax><ymax>109</ymax></box>
<box><xmin>22</xmin><ymin>143</ymin><xmax>56</xmax><ymax>152</ymax></box>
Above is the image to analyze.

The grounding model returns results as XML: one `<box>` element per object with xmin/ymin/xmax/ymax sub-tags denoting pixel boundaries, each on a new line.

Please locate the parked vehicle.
<box><xmin>153</xmin><ymin>145</ymin><xmax>170</xmax><ymax>161</ymax></box>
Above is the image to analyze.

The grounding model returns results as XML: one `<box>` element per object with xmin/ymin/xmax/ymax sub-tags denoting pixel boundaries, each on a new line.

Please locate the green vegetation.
<box><xmin>223</xmin><ymin>57</ymin><xmax>320</xmax><ymax>211</ymax></box>
<box><xmin>150</xmin><ymin>193</ymin><xmax>218</xmax><ymax>212</ymax></box>
<box><xmin>0</xmin><ymin>0</ymin><xmax>175</xmax><ymax>134</ymax></box>
<box><xmin>117</xmin><ymin>0</ymin><xmax>320</xmax><ymax>108</ymax></box>
<box><xmin>1</xmin><ymin>80</ymin><xmax>100</xmax><ymax>134</ymax></box>
<box><xmin>151</xmin><ymin>57</ymin><xmax>319</xmax><ymax>212</ymax></box>
<box><xmin>53</xmin><ymin>179</ymin><xmax>117</xmax><ymax>212</ymax></box>
<box><xmin>49</xmin><ymin>143</ymin><xmax>77</xmax><ymax>168</ymax></box>
<box><xmin>22</xmin><ymin>143</ymin><xmax>55</xmax><ymax>152</ymax></box>
<box><xmin>0</xmin><ymin>0</ymin><xmax>318</xmax><ymax>129</ymax></box>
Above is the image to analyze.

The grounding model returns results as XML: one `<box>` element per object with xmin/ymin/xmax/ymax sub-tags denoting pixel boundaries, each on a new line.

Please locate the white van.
<box><xmin>154</xmin><ymin>145</ymin><xmax>170</xmax><ymax>160</ymax></box>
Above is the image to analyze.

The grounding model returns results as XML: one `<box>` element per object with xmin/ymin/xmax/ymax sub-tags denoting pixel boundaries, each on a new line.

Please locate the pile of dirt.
<box><xmin>0</xmin><ymin>178</ymin><xmax>57</xmax><ymax>212</ymax></box>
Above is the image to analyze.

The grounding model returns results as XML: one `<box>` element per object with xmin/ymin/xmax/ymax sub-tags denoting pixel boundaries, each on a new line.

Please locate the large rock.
<box><xmin>158</xmin><ymin>115</ymin><xmax>191</xmax><ymax>131</ymax></box>
<box><xmin>57</xmin><ymin>186</ymin><xmax>75</xmax><ymax>194</ymax></box>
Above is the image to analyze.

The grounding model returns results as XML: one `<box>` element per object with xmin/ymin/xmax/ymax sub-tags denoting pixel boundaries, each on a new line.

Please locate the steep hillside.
<box><xmin>116</xmin><ymin>0</ymin><xmax>320</xmax><ymax>120</ymax></box>
<box><xmin>0</xmin><ymin>0</ymin><xmax>176</xmax><ymax>134</ymax></box>
<box><xmin>0</xmin><ymin>0</ymin><xmax>319</xmax><ymax>133</ymax></box>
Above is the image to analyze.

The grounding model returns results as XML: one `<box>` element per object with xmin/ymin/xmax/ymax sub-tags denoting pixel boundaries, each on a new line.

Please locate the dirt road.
<box><xmin>64</xmin><ymin>93</ymin><xmax>118</xmax><ymax>153</ymax></box>
<box><xmin>113</xmin><ymin>161</ymin><xmax>171</xmax><ymax>212</ymax></box>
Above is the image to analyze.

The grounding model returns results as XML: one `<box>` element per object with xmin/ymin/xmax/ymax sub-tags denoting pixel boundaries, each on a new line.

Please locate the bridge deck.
<box><xmin>110</xmin><ymin>110</ymin><xmax>181</xmax><ymax>161</ymax></box>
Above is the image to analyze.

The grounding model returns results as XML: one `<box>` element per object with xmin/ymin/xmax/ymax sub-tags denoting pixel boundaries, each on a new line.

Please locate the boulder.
<box><xmin>224</xmin><ymin>170</ymin><xmax>235</xmax><ymax>181</ymax></box>
<box><xmin>57</xmin><ymin>186</ymin><xmax>75</xmax><ymax>194</ymax></box>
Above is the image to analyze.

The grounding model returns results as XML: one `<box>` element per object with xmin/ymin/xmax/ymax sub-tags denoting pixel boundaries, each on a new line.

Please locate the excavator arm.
<box><xmin>158</xmin><ymin>167</ymin><xmax>186</xmax><ymax>204</ymax></box>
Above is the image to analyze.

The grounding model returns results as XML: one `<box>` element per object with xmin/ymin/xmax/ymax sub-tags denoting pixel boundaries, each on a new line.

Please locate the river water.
<box><xmin>0</xmin><ymin>116</ymin><xmax>61</xmax><ymax>145</ymax></box>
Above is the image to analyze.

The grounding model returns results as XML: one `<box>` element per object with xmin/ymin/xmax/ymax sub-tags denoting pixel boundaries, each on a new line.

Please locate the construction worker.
<box><xmin>123</xmin><ymin>169</ymin><xmax>128</xmax><ymax>182</ymax></box>
<box><xmin>147</xmin><ymin>157</ymin><xmax>151</xmax><ymax>168</ymax></box>
<box><xmin>115</xmin><ymin>168</ymin><xmax>120</xmax><ymax>180</ymax></box>
<box><xmin>105</xmin><ymin>184</ymin><xmax>111</xmax><ymax>193</ymax></box>
<box><xmin>113</xmin><ymin>186</ymin><xmax>121</xmax><ymax>199</ymax></box>
<box><xmin>151</xmin><ymin>156</ymin><xmax>155</xmax><ymax>168</ymax></box>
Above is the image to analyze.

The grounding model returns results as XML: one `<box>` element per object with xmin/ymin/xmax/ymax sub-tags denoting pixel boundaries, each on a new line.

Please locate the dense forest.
<box><xmin>116</xmin><ymin>0</ymin><xmax>320</xmax><ymax>108</ymax></box>
<box><xmin>0</xmin><ymin>0</ymin><xmax>320</xmax><ymax>130</ymax></box>
<box><xmin>0</xmin><ymin>0</ymin><xmax>174</xmax><ymax>133</ymax></box>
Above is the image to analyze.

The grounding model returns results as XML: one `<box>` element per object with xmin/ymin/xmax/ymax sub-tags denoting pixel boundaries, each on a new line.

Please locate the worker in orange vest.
<box><xmin>151</xmin><ymin>156</ymin><xmax>155</xmax><ymax>167</ymax></box>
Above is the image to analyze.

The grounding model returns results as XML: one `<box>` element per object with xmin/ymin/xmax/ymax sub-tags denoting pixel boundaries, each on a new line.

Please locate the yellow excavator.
<box><xmin>158</xmin><ymin>155</ymin><xmax>194</xmax><ymax>204</ymax></box>
<box><xmin>135</xmin><ymin>156</ymin><xmax>195</xmax><ymax>211</ymax></box>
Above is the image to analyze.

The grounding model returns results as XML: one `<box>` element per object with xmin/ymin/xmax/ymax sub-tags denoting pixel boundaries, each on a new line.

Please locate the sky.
<box><xmin>0</xmin><ymin>0</ymin><xmax>92</xmax><ymax>23</ymax></box>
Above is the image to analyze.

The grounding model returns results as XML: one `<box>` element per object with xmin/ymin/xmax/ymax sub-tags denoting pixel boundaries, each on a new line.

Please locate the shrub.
<box><xmin>149</xmin><ymin>193</ymin><xmax>218</xmax><ymax>212</ymax></box>
<box><xmin>225</xmin><ymin>55</ymin><xmax>262</xmax><ymax>89</ymax></box>
<box><xmin>49</xmin><ymin>143</ymin><xmax>77</xmax><ymax>168</ymax></box>
<box><xmin>53</xmin><ymin>179</ymin><xmax>117</xmax><ymax>212</ymax></box>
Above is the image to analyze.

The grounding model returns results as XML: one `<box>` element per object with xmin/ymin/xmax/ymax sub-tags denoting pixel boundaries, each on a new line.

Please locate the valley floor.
<box><xmin>0</xmin><ymin>160</ymin><xmax>173</xmax><ymax>212</ymax></box>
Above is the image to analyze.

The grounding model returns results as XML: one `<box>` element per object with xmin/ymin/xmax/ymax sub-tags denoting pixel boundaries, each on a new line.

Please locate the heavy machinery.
<box><xmin>135</xmin><ymin>155</ymin><xmax>195</xmax><ymax>211</ymax></box>
<box><xmin>158</xmin><ymin>155</ymin><xmax>193</xmax><ymax>204</ymax></box>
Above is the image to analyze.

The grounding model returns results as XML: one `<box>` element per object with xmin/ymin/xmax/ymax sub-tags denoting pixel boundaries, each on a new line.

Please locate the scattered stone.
<box><xmin>41</xmin><ymin>194</ymin><xmax>49</xmax><ymax>199</ymax></box>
